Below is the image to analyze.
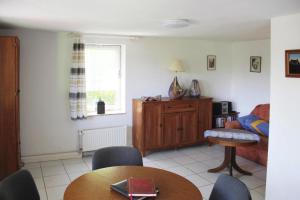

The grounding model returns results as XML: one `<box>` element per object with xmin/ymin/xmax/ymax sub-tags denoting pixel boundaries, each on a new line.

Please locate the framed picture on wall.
<box><xmin>250</xmin><ymin>56</ymin><xmax>261</xmax><ymax>73</ymax></box>
<box><xmin>285</xmin><ymin>49</ymin><xmax>300</xmax><ymax>78</ymax></box>
<box><xmin>207</xmin><ymin>55</ymin><xmax>216</xmax><ymax>70</ymax></box>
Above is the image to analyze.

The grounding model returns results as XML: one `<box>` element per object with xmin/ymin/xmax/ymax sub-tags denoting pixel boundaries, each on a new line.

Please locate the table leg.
<box><xmin>208</xmin><ymin>146</ymin><xmax>253</xmax><ymax>176</ymax></box>
<box><xmin>208</xmin><ymin>147</ymin><xmax>231</xmax><ymax>173</ymax></box>
<box><xmin>229</xmin><ymin>147</ymin><xmax>233</xmax><ymax>176</ymax></box>
<box><xmin>231</xmin><ymin>148</ymin><xmax>252</xmax><ymax>176</ymax></box>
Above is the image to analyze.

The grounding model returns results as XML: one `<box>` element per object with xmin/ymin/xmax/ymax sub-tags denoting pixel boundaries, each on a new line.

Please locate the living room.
<box><xmin>0</xmin><ymin>1</ymin><xmax>300</xmax><ymax>200</ymax></box>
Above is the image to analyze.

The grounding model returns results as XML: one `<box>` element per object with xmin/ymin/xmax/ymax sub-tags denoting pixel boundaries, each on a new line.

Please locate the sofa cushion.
<box><xmin>204</xmin><ymin>128</ymin><xmax>260</xmax><ymax>141</ymax></box>
<box><xmin>238</xmin><ymin>114</ymin><xmax>269</xmax><ymax>137</ymax></box>
<box><xmin>225</xmin><ymin>120</ymin><xmax>243</xmax><ymax>129</ymax></box>
<box><xmin>238</xmin><ymin>114</ymin><xmax>260</xmax><ymax>131</ymax></box>
<box><xmin>249</xmin><ymin>119</ymin><xmax>269</xmax><ymax>137</ymax></box>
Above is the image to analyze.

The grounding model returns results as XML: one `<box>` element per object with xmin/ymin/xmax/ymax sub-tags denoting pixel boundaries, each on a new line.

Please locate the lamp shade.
<box><xmin>169</xmin><ymin>60</ymin><xmax>184</xmax><ymax>72</ymax></box>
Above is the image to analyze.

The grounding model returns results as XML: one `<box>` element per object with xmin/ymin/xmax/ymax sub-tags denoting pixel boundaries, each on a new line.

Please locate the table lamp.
<box><xmin>168</xmin><ymin>60</ymin><xmax>186</xmax><ymax>99</ymax></box>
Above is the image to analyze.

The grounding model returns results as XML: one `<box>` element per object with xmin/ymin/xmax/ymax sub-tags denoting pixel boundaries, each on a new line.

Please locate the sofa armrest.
<box><xmin>225</xmin><ymin>120</ymin><xmax>243</xmax><ymax>129</ymax></box>
<box><xmin>260</xmin><ymin>135</ymin><xmax>268</xmax><ymax>146</ymax></box>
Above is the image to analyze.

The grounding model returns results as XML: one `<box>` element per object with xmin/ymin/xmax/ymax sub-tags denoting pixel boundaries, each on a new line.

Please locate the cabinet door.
<box><xmin>144</xmin><ymin>103</ymin><xmax>163</xmax><ymax>149</ymax></box>
<box><xmin>162</xmin><ymin>113</ymin><xmax>180</xmax><ymax>147</ymax></box>
<box><xmin>181</xmin><ymin>111</ymin><xmax>198</xmax><ymax>145</ymax></box>
<box><xmin>199</xmin><ymin>100</ymin><xmax>212</xmax><ymax>141</ymax></box>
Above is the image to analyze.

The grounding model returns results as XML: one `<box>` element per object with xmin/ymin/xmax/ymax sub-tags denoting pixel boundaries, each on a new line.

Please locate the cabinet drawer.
<box><xmin>164</xmin><ymin>101</ymin><xmax>197</xmax><ymax>113</ymax></box>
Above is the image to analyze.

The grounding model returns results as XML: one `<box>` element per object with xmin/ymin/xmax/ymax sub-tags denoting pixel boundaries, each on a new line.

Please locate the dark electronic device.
<box><xmin>213</xmin><ymin>101</ymin><xmax>232</xmax><ymax>115</ymax></box>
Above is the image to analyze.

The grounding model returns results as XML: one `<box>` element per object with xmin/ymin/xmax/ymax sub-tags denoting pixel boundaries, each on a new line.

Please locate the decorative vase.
<box><xmin>168</xmin><ymin>76</ymin><xmax>186</xmax><ymax>99</ymax></box>
<box><xmin>97</xmin><ymin>99</ymin><xmax>105</xmax><ymax>114</ymax></box>
<box><xmin>189</xmin><ymin>79</ymin><xmax>201</xmax><ymax>97</ymax></box>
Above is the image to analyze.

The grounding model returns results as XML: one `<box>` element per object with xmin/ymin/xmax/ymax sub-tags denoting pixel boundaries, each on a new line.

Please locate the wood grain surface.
<box><xmin>0</xmin><ymin>36</ymin><xmax>20</xmax><ymax>180</ymax></box>
<box><xmin>64</xmin><ymin>166</ymin><xmax>203</xmax><ymax>200</ymax></box>
<box><xmin>206</xmin><ymin>136</ymin><xmax>257</xmax><ymax>176</ymax></box>
<box><xmin>207</xmin><ymin>136</ymin><xmax>257</xmax><ymax>147</ymax></box>
<box><xmin>132</xmin><ymin>97</ymin><xmax>213</xmax><ymax>156</ymax></box>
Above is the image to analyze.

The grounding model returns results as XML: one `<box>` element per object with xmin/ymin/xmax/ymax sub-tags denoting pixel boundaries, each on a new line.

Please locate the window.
<box><xmin>85</xmin><ymin>44</ymin><xmax>125</xmax><ymax>115</ymax></box>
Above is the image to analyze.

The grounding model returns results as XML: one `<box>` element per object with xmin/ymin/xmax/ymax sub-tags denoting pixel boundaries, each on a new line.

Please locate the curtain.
<box><xmin>69</xmin><ymin>40</ymin><xmax>87</xmax><ymax>120</ymax></box>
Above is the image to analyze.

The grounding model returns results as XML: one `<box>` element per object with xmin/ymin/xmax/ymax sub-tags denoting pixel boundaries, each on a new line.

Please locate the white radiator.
<box><xmin>79</xmin><ymin>126</ymin><xmax>127</xmax><ymax>152</ymax></box>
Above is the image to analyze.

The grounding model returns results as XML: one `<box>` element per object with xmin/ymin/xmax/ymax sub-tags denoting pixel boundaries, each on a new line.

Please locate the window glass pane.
<box><xmin>85</xmin><ymin>45</ymin><xmax>122</xmax><ymax>114</ymax></box>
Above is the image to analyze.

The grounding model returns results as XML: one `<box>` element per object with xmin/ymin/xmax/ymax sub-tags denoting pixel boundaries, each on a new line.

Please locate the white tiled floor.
<box><xmin>24</xmin><ymin>144</ymin><xmax>266</xmax><ymax>200</ymax></box>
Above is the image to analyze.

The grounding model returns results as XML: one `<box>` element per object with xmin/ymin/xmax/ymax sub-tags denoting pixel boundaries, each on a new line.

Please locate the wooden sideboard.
<box><xmin>132</xmin><ymin>97</ymin><xmax>212</xmax><ymax>156</ymax></box>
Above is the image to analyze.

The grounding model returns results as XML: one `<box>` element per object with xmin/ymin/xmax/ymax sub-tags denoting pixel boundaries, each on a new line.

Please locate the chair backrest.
<box><xmin>251</xmin><ymin>104</ymin><xmax>270</xmax><ymax>122</ymax></box>
<box><xmin>92</xmin><ymin>146</ymin><xmax>143</xmax><ymax>170</ymax></box>
<box><xmin>209</xmin><ymin>174</ymin><xmax>251</xmax><ymax>200</ymax></box>
<box><xmin>0</xmin><ymin>170</ymin><xmax>40</xmax><ymax>200</ymax></box>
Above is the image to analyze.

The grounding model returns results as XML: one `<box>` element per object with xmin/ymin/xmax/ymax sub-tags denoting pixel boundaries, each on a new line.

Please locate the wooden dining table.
<box><xmin>64</xmin><ymin>166</ymin><xmax>203</xmax><ymax>200</ymax></box>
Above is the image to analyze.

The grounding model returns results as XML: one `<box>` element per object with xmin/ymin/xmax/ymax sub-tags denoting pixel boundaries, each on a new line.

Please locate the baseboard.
<box><xmin>21</xmin><ymin>151</ymin><xmax>82</xmax><ymax>163</ymax></box>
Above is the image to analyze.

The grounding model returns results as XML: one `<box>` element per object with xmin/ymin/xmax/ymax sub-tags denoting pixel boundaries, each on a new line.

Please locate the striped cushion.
<box><xmin>204</xmin><ymin>128</ymin><xmax>260</xmax><ymax>141</ymax></box>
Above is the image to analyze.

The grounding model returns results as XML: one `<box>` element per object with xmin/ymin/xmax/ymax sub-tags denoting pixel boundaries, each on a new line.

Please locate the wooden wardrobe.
<box><xmin>0</xmin><ymin>36</ymin><xmax>20</xmax><ymax>180</ymax></box>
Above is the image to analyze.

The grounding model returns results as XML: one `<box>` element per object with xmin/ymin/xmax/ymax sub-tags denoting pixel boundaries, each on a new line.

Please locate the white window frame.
<box><xmin>85</xmin><ymin>43</ymin><xmax>126</xmax><ymax>116</ymax></box>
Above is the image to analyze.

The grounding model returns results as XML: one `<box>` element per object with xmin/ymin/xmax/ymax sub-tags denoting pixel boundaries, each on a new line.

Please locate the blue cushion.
<box><xmin>238</xmin><ymin>114</ymin><xmax>269</xmax><ymax>137</ymax></box>
<box><xmin>238</xmin><ymin>115</ymin><xmax>259</xmax><ymax>131</ymax></box>
<box><xmin>249</xmin><ymin>120</ymin><xmax>269</xmax><ymax>137</ymax></box>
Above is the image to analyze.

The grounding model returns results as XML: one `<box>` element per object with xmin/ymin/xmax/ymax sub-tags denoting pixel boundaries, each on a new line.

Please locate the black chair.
<box><xmin>92</xmin><ymin>146</ymin><xmax>143</xmax><ymax>170</ymax></box>
<box><xmin>209</xmin><ymin>174</ymin><xmax>252</xmax><ymax>200</ymax></box>
<box><xmin>0</xmin><ymin>170</ymin><xmax>40</xmax><ymax>200</ymax></box>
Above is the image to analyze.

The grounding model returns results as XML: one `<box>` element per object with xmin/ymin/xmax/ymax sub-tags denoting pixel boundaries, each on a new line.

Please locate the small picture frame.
<box><xmin>285</xmin><ymin>49</ymin><xmax>300</xmax><ymax>78</ymax></box>
<box><xmin>250</xmin><ymin>56</ymin><xmax>261</xmax><ymax>73</ymax></box>
<box><xmin>207</xmin><ymin>55</ymin><xmax>216</xmax><ymax>70</ymax></box>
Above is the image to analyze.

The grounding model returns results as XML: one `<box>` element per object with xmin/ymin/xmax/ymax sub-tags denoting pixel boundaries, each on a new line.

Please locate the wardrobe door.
<box><xmin>0</xmin><ymin>37</ymin><xmax>20</xmax><ymax>179</ymax></box>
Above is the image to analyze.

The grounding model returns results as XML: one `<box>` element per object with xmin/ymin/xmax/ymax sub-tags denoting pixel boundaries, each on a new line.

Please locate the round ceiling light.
<box><xmin>162</xmin><ymin>19</ymin><xmax>191</xmax><ymax>28</ymax></box>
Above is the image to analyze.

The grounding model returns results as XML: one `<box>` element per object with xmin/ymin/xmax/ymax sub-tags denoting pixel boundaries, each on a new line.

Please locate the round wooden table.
<box><xmin>64</xmin><ymin>166</ymin><xmax>203</xmax><ymax>200</ymax></box>
<box><xmin>207</xmin><ymin>136</ymin><xmax>257</xmax><ymax>176</ymax></box>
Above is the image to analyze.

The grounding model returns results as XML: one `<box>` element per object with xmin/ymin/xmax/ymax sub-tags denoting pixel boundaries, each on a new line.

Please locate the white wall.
<box><xmin>0</xmin><ymin>30</ymin><xmax>79</xmax><ymax>156</ymax></box>
<box><xmin>1</xmin><ymin>29</ymin><xmax>234</xmax><ymax>156</ymax></box>
<box><xmin>0</xmin><ymin>28</ymin><xmax>271</xmax><ymax>158</ymax></box>
<box><xmin>231</xmin><ymin>40</ymin><xmax>270</xmax><ymax>116</ymax></box>
<box><xmin>266</xmin><ymin>13</ymin><xmax>300</xmax><ymax>200</ymax></box>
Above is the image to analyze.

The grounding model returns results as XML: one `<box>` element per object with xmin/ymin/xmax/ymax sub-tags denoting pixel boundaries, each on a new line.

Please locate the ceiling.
<box><xmin>0</xmin><ymin>0</ymin><xmax>300</xmax><ymax>40</ymax></box>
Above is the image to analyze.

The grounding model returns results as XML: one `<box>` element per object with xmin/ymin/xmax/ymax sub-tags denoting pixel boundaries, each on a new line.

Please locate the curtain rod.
<box><xmin>67</xmin><ymin>32</ymin><xmax>140</xmax><ymax>40</ymax></box>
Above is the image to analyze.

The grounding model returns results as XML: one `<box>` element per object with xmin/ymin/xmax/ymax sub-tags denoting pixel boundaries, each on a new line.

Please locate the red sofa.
<box><xmin>225</xmin><ymin>104</ymin><xmax>269</xmax><ymax>166</ymax></box>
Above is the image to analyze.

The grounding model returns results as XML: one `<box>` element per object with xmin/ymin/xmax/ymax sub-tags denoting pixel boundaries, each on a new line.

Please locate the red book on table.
<box><xmin>128</xmin><ymin>177</ymin><xmax>157</xmax><ymax>198</ymax></box>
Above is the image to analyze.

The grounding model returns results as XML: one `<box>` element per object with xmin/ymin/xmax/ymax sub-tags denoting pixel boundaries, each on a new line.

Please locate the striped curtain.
<box><xmin>69</xmin><ymin>40</ymin><xmax>87</xmax><ymax>120</ymax></box>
